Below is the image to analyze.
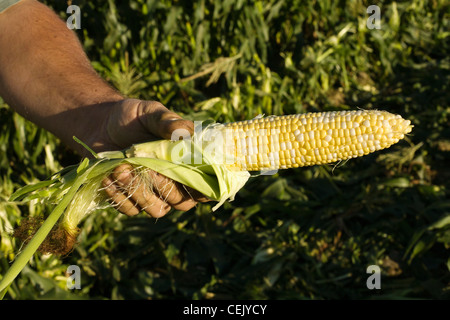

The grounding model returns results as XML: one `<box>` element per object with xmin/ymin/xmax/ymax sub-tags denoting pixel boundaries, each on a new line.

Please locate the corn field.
<box><xmin>0</xmin><ymin>0</ymin><xmax>449</xmax><ymax>300</ymax></box>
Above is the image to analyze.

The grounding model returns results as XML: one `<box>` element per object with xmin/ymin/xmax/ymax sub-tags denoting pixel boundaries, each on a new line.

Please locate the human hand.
<box><xmin>89</xmin><ymin>98</ymin><xmax>209</xmax><ymax>218</ymax></box>
<box><xmin>0</xmin><ymin>0</ymin><xmax>208</xmax><ymax>218</ymax></box>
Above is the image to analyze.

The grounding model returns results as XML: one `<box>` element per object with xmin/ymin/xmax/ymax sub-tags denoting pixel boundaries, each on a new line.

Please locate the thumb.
<box><xmin>158</xmin><ymin>115</ymin><xmax>195</xmax><ymax>141</ymax></box>
<box><xmin>139</xmin><ymin>101</ymin><xmax>194</xmax><ymax>140</ymax></box>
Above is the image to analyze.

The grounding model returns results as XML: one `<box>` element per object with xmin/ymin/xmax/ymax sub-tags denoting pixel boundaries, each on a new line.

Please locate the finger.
<box><xmin>112</xmin><ymin>164</ymin><xmax>171</xmax><ymax>218</ymax></box>
<box><xmin>147</xmin><ymin>170</ymin><xmax>198</xmax><ymax>212</ymax></box>
<box><xmin>183</xmin><ymin>186</ymin><xmax>211</xmax><ymax>203</ymax></box>
<box><xmin>137</xmin><ymin>101</ymin><xmax>194</xmax><ymax>139</ymax></box>
<box><xmin>102</xmin><ymin>176</ymin><xmax>140</xmax><ymax>217</ymax></box>
<box><xmin>160</xmin><ymin>118</ymin><xmax>195</xmax><ymax>141</ymax></box>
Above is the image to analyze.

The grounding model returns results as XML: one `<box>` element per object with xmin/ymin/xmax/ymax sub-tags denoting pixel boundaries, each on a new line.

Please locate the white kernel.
<box><xmin>296</xmin><ymin>133</ymin><xmax>304</xmax><ymax>142</ymax></box>
<box><xmin>363</xmin><ymin>120</ymin><xmax>370</xmax><ymax>127</ymax></box>
<box><xmin>272</xmin><ymin>142</ymin><xmax>280</xmax><ymax>152</ymax></box>
<box><xmin>290</xmin><ymin>149</ymin><xmax>296</xmax><ymax>157</ymax></box>
<box><xmin>308</xmin><ymin>131</ymin><xmax>315</xmax><ymax>140</ymax></box>
<box><xmin>353</xmin><ymin>122</ymin><xmax>360</xmax><ymax>128</ymax></box>
<box><xmin>286</xmin><ymin>141</ymin><xmax>292</xmax><ymax>150</ymax></box>
<box><xmin>324</xmin><ymin>135</ymin><xmax>332</xmax><ymax>142</ymax></box>
<box><xmin>257</xmin><ymin>136</ymin><xmax>263</xmax><ymax>145</ymax></box>
<box><xmin>350</xmin><ymin>128</ymin><xmax>356</xmax><ymax>136</ymax></box>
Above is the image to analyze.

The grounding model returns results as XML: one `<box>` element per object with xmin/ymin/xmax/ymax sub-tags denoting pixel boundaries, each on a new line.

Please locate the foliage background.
<box><xmin>0</xmin><ymin>0</ymin><xmax>449</xmax><ymax>299</ymax></box>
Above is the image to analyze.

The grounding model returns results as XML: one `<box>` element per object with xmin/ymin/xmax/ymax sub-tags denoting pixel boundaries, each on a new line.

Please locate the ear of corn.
<box><xmin>8</xmin><ymin>109</ymin><xmax>412</xmax><ymax>257</ymax></box>
<box><xmin>212</xmin><ymin>110</ymin><xmax>413</xmax><ymax>171</ymax></box>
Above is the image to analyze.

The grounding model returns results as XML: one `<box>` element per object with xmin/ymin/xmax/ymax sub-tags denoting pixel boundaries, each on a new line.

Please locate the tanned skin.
<box><xmin>0</xmin><ymin>0</ymin><xmax>208</xmax><ymax>218</ymax></box>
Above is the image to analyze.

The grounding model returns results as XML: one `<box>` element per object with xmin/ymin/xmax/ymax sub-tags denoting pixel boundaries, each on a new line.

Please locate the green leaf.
<box><xmin>9</xmin><ymin>180</ymin><xmax>56</xmax><ymax>202</ymax></box>
<box><xmin>428</xmin><ymin>215</ymin><xmax>450</xmax><ymax>230</ymax></box>
<box><xmin>73</xmin><ymin>136</ymin><xmax>98</xmax><ymax>159</ymax></box>
<box><xmin>77</xmin><ymin>158</ymin><xmax>90</xmax><ymax>174</ymax></box>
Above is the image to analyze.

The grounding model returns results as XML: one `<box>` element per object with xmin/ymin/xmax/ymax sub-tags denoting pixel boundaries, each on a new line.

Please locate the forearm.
<box><xmin>0</xmin><ymin>0</ymin><xmax>123</xmax><ymax>152</ymax></box>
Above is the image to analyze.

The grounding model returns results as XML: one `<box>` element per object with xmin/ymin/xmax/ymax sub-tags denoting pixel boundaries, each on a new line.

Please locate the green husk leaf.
<box><xmin>125</xmin><ymin>157</ymin><xmax>221</xmax><ymax>200</ymax></box>
<box><xmin>73</xmin><ymin>136</ymin><xmax>98</xmax><ymax>159</ymax></box>
<box><xmin>77</xmin><ymin>157</ymin><xmax>90</xmax><ymax>174</ymax></box>
<box><xmin>9</xmin><ymin>180</ymin><xmax>56</xmax><ymax>202</ymax></box>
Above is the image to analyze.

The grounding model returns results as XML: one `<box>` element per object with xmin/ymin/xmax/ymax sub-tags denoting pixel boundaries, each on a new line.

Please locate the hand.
<box><xmin>0</xmin><ymin>0</ymin><xmax>208</xmax><ymax>218</ymax></box>
<box><xmin>89</xmin><ymin>98</ymin><xmax>209</xmax><ymax>218</ymax></box>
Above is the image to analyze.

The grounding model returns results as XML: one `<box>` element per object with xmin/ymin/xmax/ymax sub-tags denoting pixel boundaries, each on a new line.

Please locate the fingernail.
<box><xmin>165</xmin><ymin>118</ymin><xmax>182</xmax><ymax>122</ymax></box>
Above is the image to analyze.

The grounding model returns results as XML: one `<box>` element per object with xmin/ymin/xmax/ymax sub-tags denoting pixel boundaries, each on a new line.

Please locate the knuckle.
<box><xmin>142</xmin><ymin>100</ymin><xmax>167</xmax><ymax>114</ymax></box>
